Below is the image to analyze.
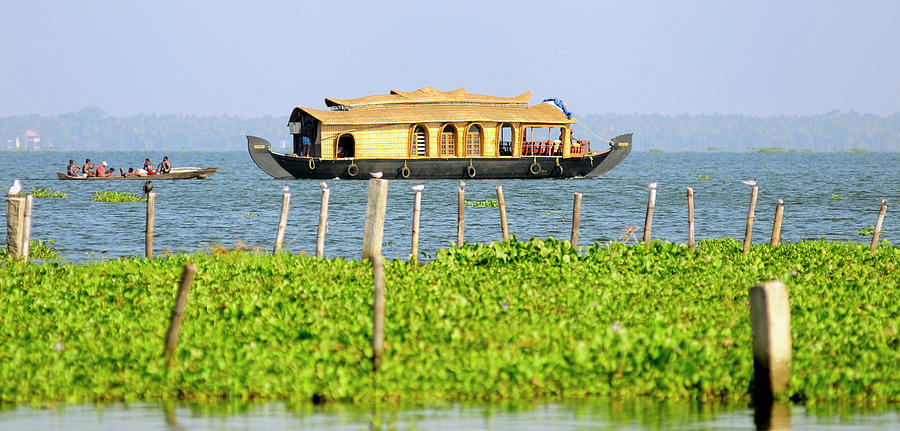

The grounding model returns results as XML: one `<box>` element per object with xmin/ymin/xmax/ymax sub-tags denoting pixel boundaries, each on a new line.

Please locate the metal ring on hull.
<box><xmin>552</xmin><ymin>165</ymin><xmax>564</xmax><ymax>177</ymax></box>
<box><xmin>529</xmin><ymin>162</ymin><xmax>541</xmax><ymax>175</ymax></box>
<box><xmin>308</xmin><ymin>158</ymin><xmax>315</xmax><ymax>170</ymax></box>
<box><xmin>347</xmin><ymin>163</ymin><xmax>359</xmax><ymax>177</ymax></box>
<box><xmin>466</xmin><ymin>165</ymin><xmax>476</xmax><ymax>178</ymax></box>
<box><xmin>400</xmin><ymin>166</ymin><xmax>410</xmax><ymax>178</ymax></box>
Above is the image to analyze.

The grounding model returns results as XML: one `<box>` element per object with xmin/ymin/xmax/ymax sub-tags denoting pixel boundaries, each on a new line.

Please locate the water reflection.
<box><xmin>2</xmin><ymin>400</ymin><xmax>899</xmax><ymax>430</ymax></box>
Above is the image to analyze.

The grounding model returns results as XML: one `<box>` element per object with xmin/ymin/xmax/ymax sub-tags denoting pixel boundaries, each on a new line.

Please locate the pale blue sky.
<box><xmin>1</xmin><ymin>0</ymin><xmax>898</xmax><ymax>117</ymax></box>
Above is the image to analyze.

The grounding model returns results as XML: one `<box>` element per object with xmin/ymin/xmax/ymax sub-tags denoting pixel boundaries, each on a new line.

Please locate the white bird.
<box><xmin>458</xmin><ymin>180</ymin><xmax>466</xmax><ymax>188</ymax></box>
<box><xmin>410</xmin><ymin>184</ymin><xmax>425</xmax><ymax>192</ymax></box>
<box><xmin>7</xmin><ymin>179</ymin><xmax>22</xmax><ymax>195</ymax></box>
<box><xmin>647</xmin><ymin>181</ymin><xmax>657</xmax><ymax>190</ymax></box>
<box><xmin>282</xmin><ymin>185</ymin><xmax>290</xmax><ymax>194</ymax></box>
<box><xmin>777</xmin><ymin>198</ymin><xmax>784</xmax><ymax>205</ymax></box>
<box><xmin>319</xmin><ymin>181</ymin><xmax>328</xmax><ymax>190</ymax></box>
<box><xmin>369</xmin><ymin>171</ymin><xmax>383</xmax><ymax>179</ymax></box>
<box><xmin>742</xmin><ymin>178</ymin><xmax>758</xmax><ymax>186</ymax></box>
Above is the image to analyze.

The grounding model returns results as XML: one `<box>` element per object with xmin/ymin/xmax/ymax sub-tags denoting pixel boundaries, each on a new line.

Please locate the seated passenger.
<box><xmin>143</xmin><ymin>158</ymin><xmax>156</xmax><ymax>175</ymax></box>
<box><xmin>67</xmin><ymin>160</ymin><xmax>81</xmax><ymax>177</ymax></box>
<box><xmin>157</xmin><ymin>156</ymin><xmax>171</xmax><ymax>174</ymax></box>
<box><xmin>95</xmin><ymin>161</ymin><xmax>110</xmax><ymax>177</ymax></box>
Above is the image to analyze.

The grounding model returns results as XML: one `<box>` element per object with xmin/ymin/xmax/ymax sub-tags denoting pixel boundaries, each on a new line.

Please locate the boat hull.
<box><xmin>247</xmin><ymin>134</ymin><xmax>631</xmax><ymax>180</ymax></box>
<box><xmin>56</xmin><ymin>168</ymin><xmax>217</xmax><ymax>180</ymax></box>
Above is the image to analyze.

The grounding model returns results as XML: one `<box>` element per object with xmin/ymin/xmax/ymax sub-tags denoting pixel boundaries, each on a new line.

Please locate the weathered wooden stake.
<box><xmin>5</xmin><ymin>196</ymin><xmax>25</xmax><ymax>258</ymax></box>
<box><xmin>642</xmin><ymin>182</ymin><xmax>657</xmax><ymax>245</ymax></box>
<box><xmin>686</xmin><ymin>187</ymin><xmax>695</xmax><ymax>251</ymax></box>
<box><xmin>869</xmin><ymin>199</ymin><xmax>888</xmax><ymax>252</ymax></box>
<box><xmin>164</xmin><ymin>263</ymin><xmax>196</xmax><ymax>370</ymax></box>
<box><xmin>771</xmin><ymin>198</ymin><xmax>784</xmax><ymax>246</ymax></box>
<box><xmin>273</xmin><ymin>186</ymin><xmax>291</xmax><ymax>253</ymax></box>
<box><xmin>410</xmin><ymin>185</ymin><xmax>424</xmax><ymax>261</ymax></box>
<box><xmin>496</xmin><ymin>185</ymin><xmax>509</xmax><ymax>241</ymax></box>
<box><xmin>316</xmin><ymin>183</ymin><xmax>330</xmax><ymax>258</ymax></box>
<box><xmin>743</xmin><ymin>185</ymin><xmax>758</xmax><ymax>254</ymax></box>
<box><xmin>362</xmin><ymin>178</ymin><xmax>389</xmax><ymax>260</ymax></box>
<box><xmin>145</xmin><ymin>191</ymin><xmax>156</xmax><ymax>259</ymax></box>
<box><xmin>570</xmin><ymin>192</ymin><xmax>582</xmax><ymax>247</ymax></box>
<box><xmin>749</xmin><ymin>280</ymin><xmax>791</xmax><ymax>402</ymax></box>
<box><xmin>372</xmin><ymin>253</ymin><xmax>385</xmax><ymax>372</ymax></box>
<box><xmin>21</xmin><ymin>195</ymin><xmax>34</xmax><ymax>262</ymax></box>
<box><xmin>456</xmin><ymin>184</ymin><xmax>464</xmax><ymax>246</ymax></box>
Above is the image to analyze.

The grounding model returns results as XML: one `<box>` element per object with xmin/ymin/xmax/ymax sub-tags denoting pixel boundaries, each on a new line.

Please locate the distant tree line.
<box><xmin>2</xmin><ymin>107</ymin><xmax>898</xmax><ymax>152</ymax></box>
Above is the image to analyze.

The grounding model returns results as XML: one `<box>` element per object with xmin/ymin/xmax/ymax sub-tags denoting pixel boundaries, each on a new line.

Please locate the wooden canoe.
<box><xmin>57</xmin><ymin>167</ymin><xmax>217</xmax><ymax>180</ymax></box>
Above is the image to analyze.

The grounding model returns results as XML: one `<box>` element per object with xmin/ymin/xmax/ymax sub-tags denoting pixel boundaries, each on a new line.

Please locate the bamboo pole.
<box><xmin>570</xmin><ymin>192</ymin><xmax>582</xmax><ymax>247</ymax></box>
<box><xmin>145</xmin><ymin>191</ymin><xmax>156</xmax><ymax>259</ymax></box>
<box><xmin>372</xmin><ymin>253</ymin><xmax>385</xmax><ymax>372</ymax></box>
<box><xmin>21</xmin><ymin>195</ymin><xmax>33</xmax><ymax>262</ymax></box>
<box><xmin>456</xmin><ymin>183</ymin><xmax>464</xmax><ymax>246</ymax></box>
<box><xmin>749</xmin><ymin>280</ymin><xmax>791</xmax><ymax>403</ymax></box>
<box><xmin>273</xmin><ymin>186</ymin><xmax>291</xmax><ymax>253</ymax></box>
<box><xmin>362</xmin><ymin>178</ymin><xmax>389</xmax><ymax>260</ymax></box>
<box><xmin>686</xmin><ymin>187</ymin><xmax>695</xmax><ymax>251</ymax></box>
<box><xmin>743</xmin><ymin>185</ymin><xmax>759</xmax><ymax>254</ymax></box>
<box><xmin>869</xmin><ymin>199</ymin><xmax>888</xmax><ymax>252</ymax></box>
<box><xmin>771</xmin><ymin>198</ymin><xmax>784</xmax><ymax>246</ymax></box>
<box><xmin>164</xmin><ymin>263</ymin><xmax>196</xmax><ymax>370</ymax></box>
<box><xmin>316</xmin><ymin>182</ymin><xmax>330</xmax><ymax>258</ymax></box>
<box><xmin>5</xmin><ymin>197</ymin><xmax>25</xmax><ymax>258</ymax></box>
<box><xmin>496</xmin><ymin>185</ymin><xmax>509</xmax><ymax>241</ymax></box>
<box><xmin>642</xmin><ymin>182</ymin><xmax>657</xmax><ymax>245</ymax></box>
<box><xmin>410</xmin><ymin>185</ymin><xmax>424</xmax><ymax>261</ymax></box>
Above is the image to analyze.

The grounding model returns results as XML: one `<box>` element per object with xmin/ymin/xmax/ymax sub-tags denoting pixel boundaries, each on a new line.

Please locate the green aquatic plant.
<box><xmin>30</xmin><ymin>187</ymin><xmax>66</xmax><ymax>198</ymax></box>
<box><xmin>754</xmin><ymin>147</ymin><xmax>795</xmax><ymax>153</ymax></box>
<box><xmin>647</xmin><ymin>149</ymin><xmax>665</xmax><ymax>153</ymax></box>
<box><xmin>832</xmin><ymin>194</ymin><xmax>843</xmax><ymax>200</ymax></box>
<box><xmin>92</xmin><ymin>191</ymin><xmax>146</xmax><ymax>202</ymax></box>
<box><xmin>857</xmin><ymin>224</ymin><xmax>876</xmax><ymax>236</ymax></box>
<box><xmin>698</xmin><ymin>175</ymin><xmax>712</xmax><ymax>181</ymax></box>
<box><xmin>0</xmin><ymin>239</ymin><xmax>61</xmax><ymax>260</ymax></box>
<box><xmin>237</xmin><ymin>212</ymin><xmax>260</xmax><ymax>218</ymax></box>
<box><xmin>465</xmin><ymin>199</ymin><xmax>499</xmax><ymax>207</ymax></box>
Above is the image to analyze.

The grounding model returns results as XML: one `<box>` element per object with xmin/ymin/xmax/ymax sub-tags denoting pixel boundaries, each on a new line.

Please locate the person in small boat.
<box><xmin>82</xmin><ymin>159</ymin><xmax>93</xmax><ymax>177</ymax></box>
<box><xmin>66</xmin><ymin>160</ymin><xmax>81</xmax><ymax>177</ymax></box>
<box><xmin>94</xmin><ymin>161</ymin><xmax>110</xmax><ymax>177</ymax></box>
<box><xmin>121</xmin><ymin>167</ymin><xmax>136</xmax><ymax>177</ymax></box>
<box><xmin>156</xmin><ymin>156</ymin><xmax>172</xmax><ymax>174</ymax></box>
<box><xmin>143</xmin><ymin>159</ymin><xmax>156</xmax><ymax>175</ymax></box>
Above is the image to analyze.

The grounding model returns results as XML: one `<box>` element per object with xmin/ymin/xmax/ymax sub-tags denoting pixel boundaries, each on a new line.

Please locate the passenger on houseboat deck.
<box><xmin>66</xmin><ymin>160</ymin><xmax>81</xmax><ymax>177</ymax></box>
<box><xmin>143</xmin><ymin>159</ymin><xmax>156</xmax><ymax>175</ymax></box>
<box><xmin>81</xmin><ymin>159</ymin><xmax>93</xmax><ymax>177</ymax></box>
<box><xmin>156</xmin><ymin>156</ymin><xmax>171</xmax><ymax>174</ymax></box>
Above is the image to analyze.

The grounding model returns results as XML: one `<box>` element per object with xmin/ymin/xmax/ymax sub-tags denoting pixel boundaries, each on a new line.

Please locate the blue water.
<box><xmin>1</xmin><ymin>151</ymin><xmax>897</xmax><ymax>261</ymax></box>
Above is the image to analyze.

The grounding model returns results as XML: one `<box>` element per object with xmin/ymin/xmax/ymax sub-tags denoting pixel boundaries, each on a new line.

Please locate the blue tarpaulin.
<box><xmin>541</xmin><ymin>98</ymin><xmax>573</xmax><ymax>119</ymax></box>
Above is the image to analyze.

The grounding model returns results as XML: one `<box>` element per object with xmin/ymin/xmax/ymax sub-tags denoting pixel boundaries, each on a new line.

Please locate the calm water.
<box><xmin>0</xmin><ymin>151</ymin><xmax>897</xmax><ymax>261</ymax></box>
<box><xmin>1</xmin><ymin>401</ymin><xmax>899</xmax><ymax>430</ymax></box>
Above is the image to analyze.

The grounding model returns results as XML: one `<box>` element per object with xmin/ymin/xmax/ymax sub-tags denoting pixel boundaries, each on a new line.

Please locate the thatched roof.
<box><xmin>292</xmin><ymin>88</ymin><xmax>573</xmax><ymax>126</ymax></box>
<box><xmin>324</xmin><ymin>87</ymin><xmax>531</xmax><ymax>109</ymax></box>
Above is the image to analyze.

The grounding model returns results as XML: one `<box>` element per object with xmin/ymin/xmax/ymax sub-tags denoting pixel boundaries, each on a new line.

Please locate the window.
<box><xmin>440</xmin><ymin>124</ymin><xmax>456</xmax><ymax>156</ymax></box>
<box><xmin>465</xmin><ymin>124</ymin><xmax>482</xmax><ymax>156</ymax></box>
<box><xmin>498</xmin><ymin>123</ymin><xmax>514</xmax><ymax>156</ymax></box>
<box><xmin>410</xmin><ymin>124</ymin><xmax>427</xmax><ymax>156</ymax></box>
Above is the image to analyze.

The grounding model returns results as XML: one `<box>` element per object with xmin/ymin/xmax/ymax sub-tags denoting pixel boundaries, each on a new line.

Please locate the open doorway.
<box><xmin>337</xmin><ymin>134</ymin><xmax>355</xmax><ymax>158</ymax></box>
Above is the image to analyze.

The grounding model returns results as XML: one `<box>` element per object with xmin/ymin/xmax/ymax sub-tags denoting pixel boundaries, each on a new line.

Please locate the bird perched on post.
<box><xmin>647</xmin><ymin>181</ymin><xmax>658</xmax><ymax>190</ymax></box>
<box><xmin>319</xmin><ymin>181</ymin><xmax>328</xmax><ymax>190</ymax></box>
<box><xmin>410</xmin><ymin>184</ymin><xmax>425</xmax><ymax>192</ymax></box>
<box><xmin>282</xmin><ymin>185</ymin><xmax>290</xmax><ymax>194</ymax></box>
<box><xmin>7</xmin><ymin>179</ymin><xmax>22</xmax><ymax>196</ymax></box>
<box><xmin>458</xmin><ymin>180</ymin><xmax>465</xmax><ymax>189</ymax></box>
<box><xmin>741</xmin><ymin>179</ymin><xmax>758</xmax><ymax>187</ymax></box>
<box><xmin>143</xmin><ymin>180</ymin><xmax>153</xmax><ymax>196</ymax></box>
<box><xmin>369</xmin><ymin>171</ymin><xmax>383</xmax><ymax>179</ymax></box>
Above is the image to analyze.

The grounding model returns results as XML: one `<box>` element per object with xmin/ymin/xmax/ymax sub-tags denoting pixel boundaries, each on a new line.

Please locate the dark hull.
<box><xmin>56</xmin><ymin>168</ymin><xmax>217</xmax><ymax>180</ymax></box>
<box><xmin>247</xmin><ymin>134</ymin><xmax>631</xmax><ymax>180</ymax></box>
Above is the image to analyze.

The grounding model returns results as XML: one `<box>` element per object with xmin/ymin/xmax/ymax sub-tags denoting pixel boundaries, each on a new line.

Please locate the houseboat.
<box><xmin>247</xmin><ymin>87</ymin><xmax>631</xmax><ymax>180</ymax></box>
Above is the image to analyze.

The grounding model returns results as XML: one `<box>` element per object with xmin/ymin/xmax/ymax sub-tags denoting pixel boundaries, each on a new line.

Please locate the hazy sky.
<box><xmin>2</xmin><ymin>0</ymin><xmax>899</xmax><ymax>117</ymax></box>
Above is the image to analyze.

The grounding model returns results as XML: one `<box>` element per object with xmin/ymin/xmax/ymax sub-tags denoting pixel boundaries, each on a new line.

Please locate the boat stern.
<box><xmin>247</xmin><ymin>136</ymin><xmax>295</xmax><ymax>179</ymax></box>
<box><xmin>584</xmin><ymin>133</ymin><xmax>632</xmax><ymax>178</ymax></box>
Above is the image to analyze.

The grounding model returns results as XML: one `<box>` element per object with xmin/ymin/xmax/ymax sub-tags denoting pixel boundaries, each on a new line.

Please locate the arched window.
<box><xmin>410</xmin><ymin>124</ymin><xmax>428</xmax><ymax>157</ymax></box>
<box><xmin>440</xmin><ymin>124</ymin><xmax>457</xmax><ymax>156</ymax></box>
<box><xmin>498</xmin><ymin>123</ymin><xmax>514</xmax><ymax>156</ymax></box>
<box><xmin>336</xmin><ymin>134</ymin><xmax>355</xmax><ymax>158</ymax></box>
<box><xmin>465</xmin><ymin>124</ymin><xmax>483</xmax><ymax>156</ymax></box>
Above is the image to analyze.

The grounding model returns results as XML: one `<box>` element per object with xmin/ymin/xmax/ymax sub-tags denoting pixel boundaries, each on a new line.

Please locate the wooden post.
<box><xmin>743</xmin><ymin>185</ymin><xmax>759</xmax><ymax>254</ymax></box>
<box><xmin>362</xmin><ymin>179</ymin><xmax>389</xmax><ymax>260</ymax></box>
<box><xmin>771</xmin><ymin>198</ymin><xmax>784</xmax><ymax>246</ymax></box>
<box><xmin>749</xmin><ymin>280</ymin><xmax>791</xmax><ymax>402</ymax></box>
<box><xmin>164</xmin><ymin>263</ymin><xmax>196</xmax><ymax>370</ymax></box>
<box><xmin>496</xmin><ymin>185</ymin><xmax>509</xmax><ymax>241</ymax></box>
<box><xmin>410</xmin><ymin>185</ymin><xmax>424</xmax><ymax>261</ymax></box>
<box><xmin>316</xmin><ymin>183</ymin><xmax>330</xmax><ymax>258</ymax></box>
<box><xmin>642</xmin><ymin>182</ymin><xmax>657</xmax><ymax>245</ymax></box>
<box><xmin>145</xmin><ymin>191</ymin><xmax>156</xmax><ymax>258</ymax></box>
<box><xmin>273</xmin><ymin>186</ymin><xmax>291</xmax><ymax>253</ymax></box>
<box><xmin>21</xmin><ymin>195</ymin><xmax>34</xmax><ymax>262</ymax></box>
<box><xmin>456</xmin><ymin>183</ymin><xmax>464</xmax><ymax>246</ymax></box>
<box><xmin>5</xmin><ymin>197</ymin><xmax>25</xmax><ymax>258</ymax></box>
<box><xmin>870</xmin><ymin>199</ymin><xmax>888</xmax><ymax>252</ymax></box>
<box><xmin>570</xmin><ymin>192</ymin><xmax>582</xmax><ymax>247</ymax></box>
<box><xmin>686</xmin><ymin>187</ymin><xmax>695</xmax><ymax>251</ymax></box>
<box><xmin>372</xmin><ymin>254</ymin><xmax>385</xmax><ymax>371</ymax></box>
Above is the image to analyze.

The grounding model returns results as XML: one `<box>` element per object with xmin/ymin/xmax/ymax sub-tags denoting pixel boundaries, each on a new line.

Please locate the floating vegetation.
<box><xmin>465</xmin><ymin>199</ymin><xmax>499</xmax><ymax>207</ymax></box>
<box><xmin>30</xmin><ymin>187</ymin><xmax>66</xmax><ymax>198</ymax></box>
<box><xmin>0</xmin><ymin>239</ymin><xmax>60</xmax><ymax>260</ymax></box>
<box><xmin>857</xmin><ymin>224</ymin><xmax>876</xmax><ymax>236</ymax></box>
<box><xmin>706</xmin><ymin>147</ymin><xmax>723</xmax><ymax>151</ymax></box>
<box><xmin>832</xmin><ymin>194</ymin><xmax>843</xmax><ymax>200</ymax></box>
<box><xmin>237</xmin><ymin>212</ymin><xmax>260</xmax><ymax>218</ymax></box>
<box><xmin>755</xmin><ymin>147</ymin><xmax>795</xmax><ymax>153</ymax></box>
<box><xmin>698</xmin><ymin>175</ymin><xmax>712</xmax><ymax>181</ymax></box>
<box><xmin>92</xmin><ymin>191</ymin><xmax>146</xmax><ymax>202</ymax></box>
<box><xmin>647</xmin><ymin>149</ymin><xmax>665</xmax><ymax>153</ymax></box>
<box><xmin>841</xmin><ymin>148</ymin><xmax>876</xmax><ymax>154</ymax></box>
<box><xmin>0</xmin><ymin>238</ymin><xmax>897</xmax><ymax>405</ymax></box>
